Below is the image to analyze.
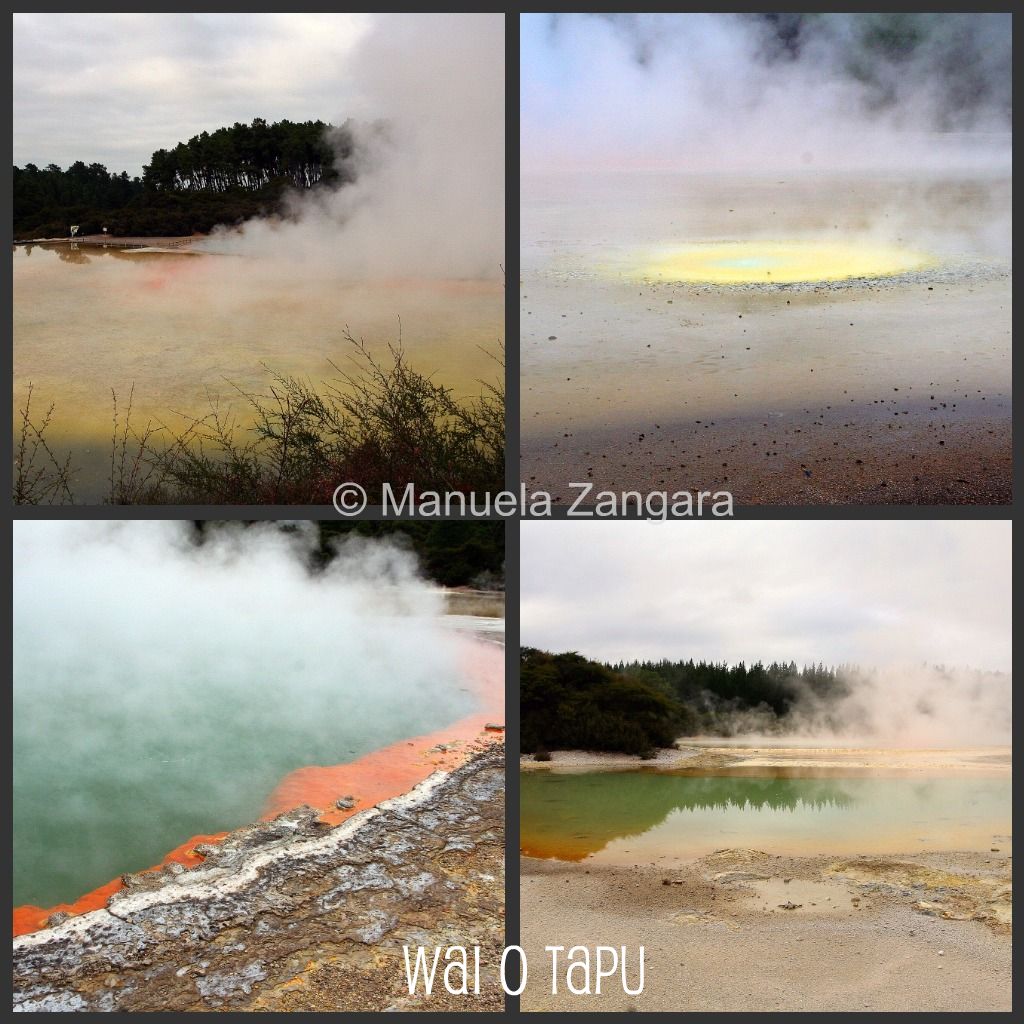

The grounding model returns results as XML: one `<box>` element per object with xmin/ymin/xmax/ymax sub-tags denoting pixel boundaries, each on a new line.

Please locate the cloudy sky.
<box><xmin>521</xmin><ymin>521</ymin><xmax>1011</xmax><ymax>672</ymax></box>
<box><xmin>13</xmin><ymin>14</ymin><xmax>372</xmax><ymax>174</ymax></box>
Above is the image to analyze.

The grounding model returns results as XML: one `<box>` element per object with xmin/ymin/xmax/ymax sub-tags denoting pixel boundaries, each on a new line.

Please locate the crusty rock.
<box><xmin>13</xmin><ymin>745</ymin><xmax>505</xmax><ymax>1012</ymax></box>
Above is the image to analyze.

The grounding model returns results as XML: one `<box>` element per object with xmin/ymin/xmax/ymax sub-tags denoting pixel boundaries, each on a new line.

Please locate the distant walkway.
<box><xmin>75</xmin><ymin>233</ymin><xmax>205</xmax><ymax>249</ymax></box>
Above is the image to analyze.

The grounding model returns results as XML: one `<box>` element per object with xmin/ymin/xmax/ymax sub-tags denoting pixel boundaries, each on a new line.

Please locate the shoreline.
<box><xmin>521</xmin><ymin>742</ymin><xmax>1011</xmax><ymax>1010</ymax></box>
<box><xmin>14</xmin><ymin>745</ymin><xmax>505</xmax><ymax>1012</ymax></box>
<box><xmin>14</xmin><ymin>629</ymin><xmax>504</xmax><ymax>938</ymax></box>
<box><xmin>15</xmin><ymin>233</ymin><xmax>206</xmax><ymax>249</ymax></box>
<box><xmin>521</xmin><ymin>844</ymin><xmax>1011</xmax><ymax>1012</ymax></box>
<box><xmin>520</xmin><ymin>743</ymin><xmax>1012</xmax><ymax>774</ymax></box>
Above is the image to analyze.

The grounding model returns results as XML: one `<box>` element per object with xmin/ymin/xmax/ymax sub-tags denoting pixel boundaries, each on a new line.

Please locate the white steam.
<box><xmin>716</xmin><ymin>664</ymin><xmax>1011</xmax><ymax>749</ymax></box>
<box><xmin>13</xmin><ymin>519</ymin><xmax>465</xmax><ymax>722</ymax></box>
<box><xmin>13</xmin><ymin>520</ymin><xmax>477</xmax><ymax>903</ymax></box>
<box><xmin>210</xmin><ymin>13</ymin><xmax>504</xmax><ymax>280</ymax></box>
<box><xmin>522</xmin><ymin>13</ymin><xmax>1011</xmax><ymax>176</ymax></box>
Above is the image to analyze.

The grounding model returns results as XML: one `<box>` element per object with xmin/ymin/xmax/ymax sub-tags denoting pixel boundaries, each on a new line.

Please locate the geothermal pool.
<box><xmin>13</xmin><ymin>636</ymin><xmax>487</xmax><ymax>911</ymax></box>
<box><xmin>519</xmin><ymin>768</ymin><xmax>1012</xmax><ymax>863</ymax></box>
<box><xmin>641</xmin><ymin>240</ymin><xmax>934</xmax><ymax>285</ymax></box>
<box><xmin>13</xmin><ymin>243</ymin><xmax>503</xmax><ymax>501</ymax></box>
<box><xmin>520</xmin><ymin>171</ymin><xmax>1011</xmax><ymax>502</ymax></box>
<box><xmin>12</xmin><ymin>522</ymin><xmax>504</xmax><ymax>922</ymax></box>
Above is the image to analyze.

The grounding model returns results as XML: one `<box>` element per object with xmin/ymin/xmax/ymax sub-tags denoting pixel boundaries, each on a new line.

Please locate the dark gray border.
<box><xmin>7</xmin><ymin>6</ymin><xmax>1019</xmax><ymax>1019</ymax></box>
<box><xmin>504</xmin><ymin>11</ymin><xmax>522</xmax><ymax>1015</ymax></box>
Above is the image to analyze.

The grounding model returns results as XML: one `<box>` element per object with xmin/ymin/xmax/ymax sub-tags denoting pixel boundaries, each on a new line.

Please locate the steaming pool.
<box><xmin>13</xmin><ymin>642</ymin><xmax>481</xmax><ymax>910</ymax></box>
<box><xmin>520</xmin><ymin>768</ymin><xmax>1012</xmax><ymax>863</ymax></box>
<box><xmin>520</xmin><ymin>171</ymin><xmax>1012</xmax><ymax>502</ymax></box>
<box><xmin>641</xmin><ymin>240</ymin><xmax>934</xmax><ymax>285</ymax></box>
<box><xmin>12</xmin><ymin>522</ymin><xmax>505</xmax><ymax>919</ymax></box>
<box><xmin>13</xmin><ymin>243</ymin><xmax>503</xmax><ymax>502</ymax></box>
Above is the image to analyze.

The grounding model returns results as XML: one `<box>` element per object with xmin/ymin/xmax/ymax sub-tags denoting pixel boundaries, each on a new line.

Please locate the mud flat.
<box><xmin>13</xmin><ymin>745</ymin><xmax>505</xmax><ymax>1013</ymax></box>
<box><xmin>521</xmin><ymin>173</ymin><xmax>1011</xmax><ymax>505</ymax></box>
<box><xmin>521</xmin><ymin>744</ymin><xmax>1011</xmax><ymax>775</ymax></box>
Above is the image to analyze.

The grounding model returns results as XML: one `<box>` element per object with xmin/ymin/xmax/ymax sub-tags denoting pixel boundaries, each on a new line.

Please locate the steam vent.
<box><xmin>644</xmin><ymin>241</ymin><xmax>934</xmax><ymax>285</ymax></box>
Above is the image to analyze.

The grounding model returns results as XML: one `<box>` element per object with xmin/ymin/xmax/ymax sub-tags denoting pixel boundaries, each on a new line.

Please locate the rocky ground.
<box><xmin>521</xmin><ymin>845</ymin><xmax>1011</xmax><ymax>1012</ymax></box>
<box><xmin>13</xmin><ymin>745</ymin><xmax>505</xmax><ymax>1013</ymax></box>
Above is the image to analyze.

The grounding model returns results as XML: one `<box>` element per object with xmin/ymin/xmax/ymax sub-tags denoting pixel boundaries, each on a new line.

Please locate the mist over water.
<box><xmin>522</xmin><ymin>13</ymin><xmax>1011</xmax><ymax>176</ymax></box>
<box><xmin>14</xmin><ymin>14</ymin><xmax>504</xmax><ymax>500</ymax></box>
<box><xmin>13</xmin><ymin>521</ymin><xmax>475</xmax><ymax>907</ymax></box>
<box><xmin>520</xmin><ymin>15</ymin><xmax>1011</xmax><ymax>474</ymax></box>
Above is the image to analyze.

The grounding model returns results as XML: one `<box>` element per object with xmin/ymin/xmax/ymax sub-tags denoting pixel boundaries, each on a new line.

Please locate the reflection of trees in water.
<box><xmin>520</xmin><ymin>771</ymin><xmax>856</xmax><ymax>860</ymax></box>
<box><xmin>25</xmin><ymin>242</ymin><xmax>181</xmax><ymax>265</ymax></box>
<box><xmin>56</xmin><ymin>243</ymin><xmax>90</xmax><ymax>264</ymax></box>
<box><xmin>667</xmin><ymin>776</ymin><xmax>855</xmax><ymax>812</ymax></box>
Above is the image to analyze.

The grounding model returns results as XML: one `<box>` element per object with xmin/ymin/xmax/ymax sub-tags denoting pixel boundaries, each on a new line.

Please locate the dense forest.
<box><xmin>521</xmin><ymin>649</ymin><xmax>855</xmax><ymax>756</ymax></box>
<box><xmin>13</xmin><ymin>117</ymin><xmax>360</xmax><ymax>239</ymax></box>
<box><xmin>521</xmin><ymin>649</ymin><xmax>680</xmax><ymax>757</ymax></box>
<box><xmin>193</xmin><ymin>521</ymin><xmax>504</xmax><ymax>590</ymax></box>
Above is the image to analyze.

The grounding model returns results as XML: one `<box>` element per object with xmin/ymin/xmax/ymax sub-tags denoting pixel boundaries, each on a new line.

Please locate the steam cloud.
<box><xmin>13</xmin><ymin>520</ymin><xmax>473</xmax><ymax>904</ymax></box>
<box><xmin>522</xmin><ymin>13</ymin><xmax>1011</xmax><ymax>176</ymax></box>
<box><xmin>712</xmin><ymin>664</ymin><xmax>1012</xmax><ymax>749</ymax></box>
<box><xmin>211</xmin><ymin>13</ymin><xmax>504</xmax><ymax>280</ymax></box>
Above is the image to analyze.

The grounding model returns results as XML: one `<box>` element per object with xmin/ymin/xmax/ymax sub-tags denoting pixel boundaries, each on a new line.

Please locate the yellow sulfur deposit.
<box><xmin>643</xmin><ymin>240</ymin><xmax>934</xmax><ymax>284</ymax></box>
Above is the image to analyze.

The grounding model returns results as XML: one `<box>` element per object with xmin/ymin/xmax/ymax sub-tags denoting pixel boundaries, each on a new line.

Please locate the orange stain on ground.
<box><xmin>13</xmin><ymin>634</ymin><xmax>503</xmax><ymax>938</ymax></box>
<box><xmin>12</xmin><ymin>831</ymin><xmax>228</xmax><ymax>938</ymax></box>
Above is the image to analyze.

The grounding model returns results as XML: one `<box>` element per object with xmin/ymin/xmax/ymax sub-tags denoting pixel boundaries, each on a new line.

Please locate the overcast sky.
<box><xmin>521</xmin><ymin>521</ymin><xmax>1011</xmax><ymax>672</ymax></box>
<box><xmin>13</xmin><ymin>14</ymin><xmax>372</xmax><ymax>175</ymax></box>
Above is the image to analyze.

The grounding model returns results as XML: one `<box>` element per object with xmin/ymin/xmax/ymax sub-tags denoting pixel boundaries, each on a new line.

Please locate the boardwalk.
<box><xmin>74</xmin><ymin>233</ymin><xmax>205</xmax><ymax>249</ymax></box>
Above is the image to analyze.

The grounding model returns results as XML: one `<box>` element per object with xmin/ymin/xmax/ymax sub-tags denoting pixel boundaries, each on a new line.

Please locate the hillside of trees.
<box><xmin>13</xmin><ymin>117</ymin><xmax>361</xmax><ymax>239</ymax></box>
<box><xmin>611</xmin><ymin>657</ymin><xmax>852</xmax><ymax>733</ymax></box>
<box><xmin>521</xmin><ymin>649</ymin><xmax>681</xmax><ymax>757</ymax></box>
<box><xmin>521</xmin><ymin>649</ymin><xmax>857</xmax><ymax>756</ymax></box>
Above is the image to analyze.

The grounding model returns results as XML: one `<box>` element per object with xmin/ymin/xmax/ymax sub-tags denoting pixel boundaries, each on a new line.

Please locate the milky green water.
<box><xmin>520</xmin><ymin>768</ymin><xmax>1011</xmax><ymax>863</ymax></box>
<box><xmin>12</xmin><ymin>593</ymin><xmax>483</xmax><ymax>913</ymax></box>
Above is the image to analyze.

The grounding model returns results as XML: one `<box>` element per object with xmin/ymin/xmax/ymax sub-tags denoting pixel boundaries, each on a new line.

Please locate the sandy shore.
<box><xmin>521</xmin><ymin>846</ymin><xmax>1011</xmax><ymax>1011</ymax></box>
<box><xmin>520</xmin><ymin>743</ymin><xmax>1011</xmax><ymax>775</ymax></box>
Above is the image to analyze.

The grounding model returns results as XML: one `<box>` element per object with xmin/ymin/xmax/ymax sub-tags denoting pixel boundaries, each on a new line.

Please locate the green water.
<box><xmin>520</xmin><ymin>769</ymin><xmax>1011</xmax><ymax>862</ymax></box>
<box><xmin>14</xmin><ymin>659</ymin><xmax>474</xmax><ymax>909</ymax></box>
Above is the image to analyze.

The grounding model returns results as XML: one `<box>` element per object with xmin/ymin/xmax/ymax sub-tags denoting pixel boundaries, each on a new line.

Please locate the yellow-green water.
<box><xmin>641</xmin><ymin>240</ymin><xmax>934</xmax><ymax>284</ymax></box>
<box><xmin>520</xmin><ymin>768</ymin><xmax>1011</xmax><ymax>863</ymax></box>
<box><xmin>14</xmin><ymin>243</ymin><xmax>503</xmax><ymax>501</ymax></box>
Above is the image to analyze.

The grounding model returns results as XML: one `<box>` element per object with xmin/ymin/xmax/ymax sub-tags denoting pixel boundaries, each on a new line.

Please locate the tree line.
<box><xmin>142</xmin><ymin>118</ymin><xmax>357</xmax><ymax>193</ymax></box>
<box><xmin>521</xmin><ymin>648</ymin><xmax>856</xmax><ymax>757</ymax></box>
<box><xmin>13</xmin><ymin>117</ymin><xmax>360</xmax><ymax>239</ymax></box>
<box><xmin>191</xmin><ymin>521</ymin><xmax>503</xmax><ymax>590</ymax></box>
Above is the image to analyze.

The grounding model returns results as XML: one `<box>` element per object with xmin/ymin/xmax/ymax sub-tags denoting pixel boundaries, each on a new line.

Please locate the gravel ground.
<box><xmin>521</xmin><ymin>846</ymin><xmax>1012</xmax><ymax>1012</ymax></box>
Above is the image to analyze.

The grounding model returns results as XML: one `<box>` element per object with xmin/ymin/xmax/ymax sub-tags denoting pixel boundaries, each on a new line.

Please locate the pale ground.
<box><xmin>520</xmin><ymin>743</ymin><xmax>1011</xmax><ymax>775</ymax></box>
<box><xmin>520</xmin><ymin>745</ymin><xmax>1012</xmax><ymax>1011</ymax></box>
<box><xmin>521</xmin><ymin>173</ymin><xmax>1012</xmax><ymax>505</ymax></box>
